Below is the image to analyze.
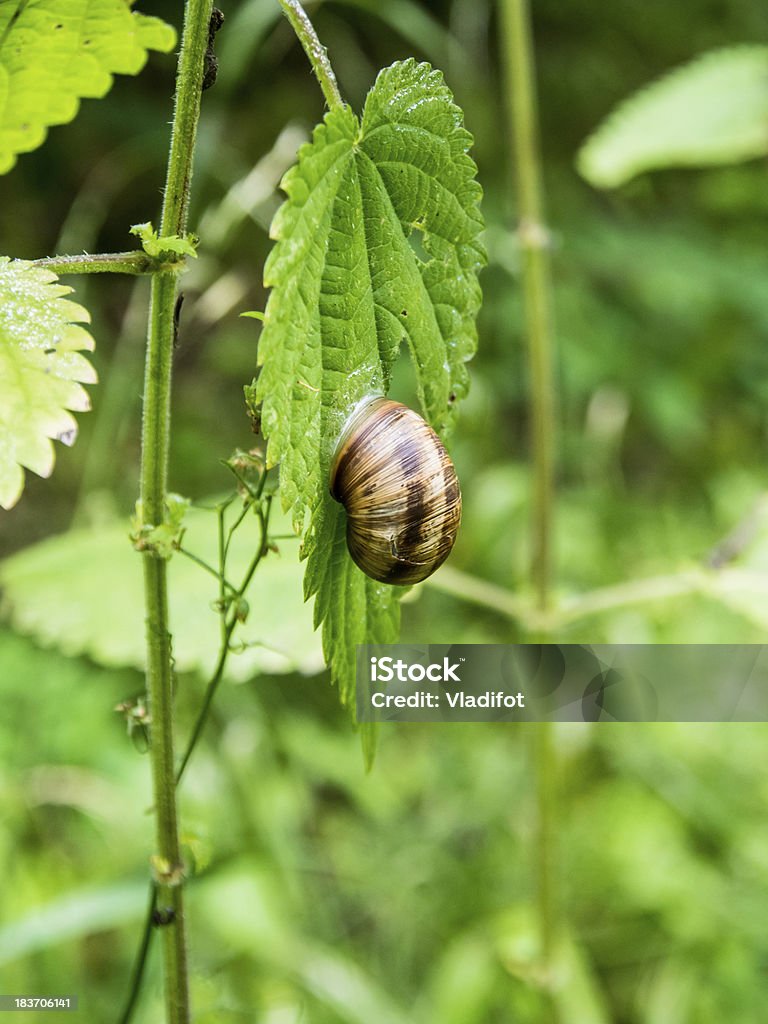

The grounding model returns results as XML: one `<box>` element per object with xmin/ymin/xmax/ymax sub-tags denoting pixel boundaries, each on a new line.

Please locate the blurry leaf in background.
<box><xmin>0</xmin><ymin>0</ymin><xmax>176</xmax><ymax>174</ymax></box>
<box><xmin>0</xmin><ymin>881</ymin><xmax>146</xmax><ymax>967</ymax></box>
<box><xmin>0</xmin><ymin>502</ymin><xmax>323</xmax><ymax>678</ymax></box>
<box><xmin>0</xmin><ymin>259</ymin><xmax>96</xmax><ymax>510</ymax></box>
<box><xmin>577</xmin><ymin>46</ymin><xmax>768</xmax><ymax>187</ymax></box>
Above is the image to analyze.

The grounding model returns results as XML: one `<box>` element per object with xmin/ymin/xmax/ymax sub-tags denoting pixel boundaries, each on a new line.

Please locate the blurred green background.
<box><xmin>2</xmin><ymin>0</ymin><xmax>768</xmax><ymax>1020</ymax></box>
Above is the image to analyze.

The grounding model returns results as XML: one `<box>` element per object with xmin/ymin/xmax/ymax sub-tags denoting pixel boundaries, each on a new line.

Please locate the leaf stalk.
<box><xmin>278</xmin><ymin>0</ymin><xmax>344</xmax><ymax>110</ymax></box>
<box><xmin>30</xmin><ymin>252</ymin><xmax>162</xmax><ymax>275</ymax></box>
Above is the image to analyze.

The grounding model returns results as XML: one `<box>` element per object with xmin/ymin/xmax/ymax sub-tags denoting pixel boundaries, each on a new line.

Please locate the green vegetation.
<box><xmin>2</xmin><ymin>0</ymin><xmax>768</xmax><ymax>1021</ymax></box>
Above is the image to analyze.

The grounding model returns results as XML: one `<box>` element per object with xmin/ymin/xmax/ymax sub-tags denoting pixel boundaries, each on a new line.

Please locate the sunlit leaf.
<box><xmin>0</xmin><ymin>0</ymin><xmax>176</xmax><ymax>173</ymax></box>
<box><xmin>0</xmin><ymin>258</ymin><xmax>96</xmax><ymax>510</ymax></box>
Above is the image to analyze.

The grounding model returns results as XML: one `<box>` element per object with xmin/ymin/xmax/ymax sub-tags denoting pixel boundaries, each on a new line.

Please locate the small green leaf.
<box><xmin>0</xmin><ymin>0</ymin><xmax>176</xmax><ymax>174</ymax></box>
<box><xmin>252</xmin><ymin>59</ymin><xmax>485</xmax><ymax>708</ymax></box>
<box><xmin>578</xmin><ymin>46</ymin><xmax>768</xmax><ymax>188</ymax></box>
<box><xmin>129</xmin><ymin>221</ymin><xmax>198</xmax><ymax>260</ymax></box>
<box><xmin>241</xmin><ymin>310</ymin><xmax>265</xmax><ymax>321</ymax></box>
<box><xmin>0</xmin><ymin>258</ymin><xmax>97</xmax><ymax>510</ymax></box>
<box><xmin>131</xmin><ymin>492</ymin><xmax>190</xmax><ymax>558</ymax></box>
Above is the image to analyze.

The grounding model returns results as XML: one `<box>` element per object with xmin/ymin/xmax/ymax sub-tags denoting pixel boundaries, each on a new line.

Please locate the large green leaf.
<box><xmin>578</xmin><ymin>46</ymin><xmax>768</xmax><ymax>188</ymax></box>
<box><xmin>0</xmin><ymin>258</ymin><xmax>96</xmax><ymax>510</ymax></box>
<box><xmin>0</xmin><ymin>503</ymin><xmax>324</xmax><ymax>678</ymax></box>
<box><xmin>0</xmin><ymin>0</ymin><xmax>176</xmax><ymax>173</ymax></box>
<box><xmin>253</xmin><ymin>59</ymin><xmax>485</xmax><ymax>707</ymax></box>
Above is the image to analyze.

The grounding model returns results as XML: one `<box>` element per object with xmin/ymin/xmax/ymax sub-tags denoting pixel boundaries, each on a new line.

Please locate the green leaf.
<box><xmin>0</xmin><ymin>881</ymin><xmax>147</xmax><ymax>965</ymax></box>
<box><xmin>0</xmin><ymin>0</ymin><xmax>176</xmax><ymax>174</ymax></box>
<box><xmin>578</xmin><ymin>46</ymin><xmax>768</xmax><ymax>188</ymax></box>
<box><xmin>130</xmin><ymin>221</ymin><xmax>198</xmax><ymax>260</ymax></box>
<box><xmin>0</xmin><ymin>258</ymin><xmax>96</xmax><ymax>510</ymax></box>
<box><xmin>253</xmin><ymin>59</ymin><xmax>485</xmax><ymax>707</ymax></box>
<box><xmin>0</xmin><ymin>503</ymin><xmax>324</xmax><ymax>679</ymax></box>
<box><xmin>131</xmin><ymin>491</ymin><xmax>191</xmax><ymax>558</ymax></box>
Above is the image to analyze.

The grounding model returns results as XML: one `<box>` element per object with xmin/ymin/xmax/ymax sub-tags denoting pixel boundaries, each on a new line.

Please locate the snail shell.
<box><xmin>329</xmin><ymin>397</ymin><xmax>462</xmax><ymax>585</ymax></box>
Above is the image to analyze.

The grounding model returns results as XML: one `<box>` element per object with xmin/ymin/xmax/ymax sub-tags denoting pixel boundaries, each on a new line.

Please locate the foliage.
<box><xmin>0</xmin><ymin>501</ymin><xmax>322</xmax><ymax>677</ymax></box>
<box><xmin>0</xmin><ymin>0</ymin><xmax>176</xmax><ymax>174</ymax></box>
<box><xmin>2</xmin><ymin>0</ymin><xmax>768</xmax><ymax>1020</ymax></box>
<box><xmin>0</xmin><ymin>259</ymin><xmax>96</xmax><ymax>510</ymax></box>
<box><xmin>2</xmin><ymin>630</ymin><xmax>768</xmax><ymax>1022</ymax></box>
<box><xmin>130</xmin><ymin>221</ymin><xmax>199</xmax><ymax>261</ymax></box>
<box><xmin>577</xmin><ymin>46</ymin><xmax>768</xmax><ymax>187</ymax></box>
<box><xmin>253</xmin><ymin>58</ymin><xmax>484</xmax><ymax>706</ymax></box>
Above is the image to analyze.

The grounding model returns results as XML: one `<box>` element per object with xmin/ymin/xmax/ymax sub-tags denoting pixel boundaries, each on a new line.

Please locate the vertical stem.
<box><xmin>533</xmin><ymin>715</ymin><xmax>556</xmax><ymax>979</ymax></box>
<box><xmin>501</xmin><ymin>0</ymin><xmax>556</xmax><ymax>610</ymax></box>
<box><xmin>141</xmin><ymin>274</ymin><xmax>188</xmax><ymax>1024</ymax></box>
<box><xmin>138</xmin><ymin>0</ymin><xmax>213</xmax><ymax>1021</ymax></box>
<box><xmin>500</xmin><ymin>0</ymin><xmax>559</xmax><ymax>1015</ymax></box>
<box><xmin>160</xmin><ymin>0</ymin><xmax>215</xmax><ymax>239</ymax></box>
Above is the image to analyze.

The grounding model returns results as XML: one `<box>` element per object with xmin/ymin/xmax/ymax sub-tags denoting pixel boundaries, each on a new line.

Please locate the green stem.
<box><xmin>278</xmin><ymin>0</ymin><xmax>343</xmax><ymax>110</ymax></box>
<box><xmin>428</xmin><ymin>565</ymin><xmax>532</xmax><ymax>622</ymax></box>
<box><xmin>501</xmin><ymin>0</ymin><xmax>556</xmax><ymax>613</ymax></box>
<box><xmin>30</xmin><ymin>252</ymin><xmax>158</xmax><ymax>275</ymax></box>
<box><xmin>176</xmin><ymin>498</ymin><xmax>272</xmax><ymax>785</ymax></box>
<box><xmin>433</xmin><ymin>565</ymin><xmax>729</xmax><ymax>632</ymax></box>
<box><xmin>137</xmin><ymin>1</ymin><xmax>214</xmax><ymax>1022</ymax></box>
<box><xmin>117</xmin><ymin>883</ymin><xmax>158</xmax><ymax>1024</ymax></box>
<box><xmin>533</xmin><ymin>716</ymin><xmax>556</xmax><ymax>982</ymax></box>
<box><xmin>501</xmin><ymin>0</ymin><xmax>559</xmax><ymax>1015</ymax></box>
<box><xmin>176</xmin><ymin>544</ymin><xmax>239</xmax><ymax>596</ymax></box>
<box><xmin>160</xmin><ymin>3</ymin><xmax>215</xmax><ymax>239</ymax></box>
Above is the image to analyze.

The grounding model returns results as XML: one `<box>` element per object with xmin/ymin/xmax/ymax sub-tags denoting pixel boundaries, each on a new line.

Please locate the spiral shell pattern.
<box><xmin>329</xmin><ymin>398</ymin><xmax>462</xmax><ymax>585</ymax></box>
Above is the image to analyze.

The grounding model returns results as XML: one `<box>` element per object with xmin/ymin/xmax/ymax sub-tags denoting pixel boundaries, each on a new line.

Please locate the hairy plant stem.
<box><xmin>31</xmin><ymin>252</ymin><xmax>159</xmax><ymax>275</ymax></box>
<box><xmin>136</xmin><ymin>0</ymin><xmax>214</xmax><ymax>1021</ymax></box>
<box><xmin>501</xmin><ymin>0</ymin><xmax>559</xmax><ymax>1015</ymax></box>
<box><xmin>121</xmin><ymin>493</ymin><xmax>273</xmax><ymax>1022</ymax></box>
<box><xmin>278</xmin><ymin>0</ymin><xmax>343</xmax><ymax>109</ymax></box>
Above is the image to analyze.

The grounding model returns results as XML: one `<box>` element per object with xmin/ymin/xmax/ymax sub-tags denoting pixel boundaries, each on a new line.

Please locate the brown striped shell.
<box><xmin>329</xmin><ymin>398</ymin><xmax>462</xmax><ymax>585</ymax></box>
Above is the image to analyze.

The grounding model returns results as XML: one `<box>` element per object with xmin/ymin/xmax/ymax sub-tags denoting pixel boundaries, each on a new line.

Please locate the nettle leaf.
<box><xmin>253</xmin><ymin>59</ymin><xmax>485</xmax><ymax>708</ymax></box>
<box><xmin>0</xmin><ymin>258</ymin><xmax>96</xmax><ymax>510</ymax></box>
<box><xmin>0</xmin><ymin>0</ymin><xmax>176</xmax><ymax>174</ymax></box>
<box><xmin>578</xmin><ymin>46</ymin><xmax>768</xmax><ymax>188</ymax></box>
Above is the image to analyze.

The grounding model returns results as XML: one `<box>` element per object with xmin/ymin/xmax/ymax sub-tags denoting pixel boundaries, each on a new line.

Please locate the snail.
<box><xmin>329</xmin><ymin>397</ymin><xmax>462</xmax><ymax>585</ymax></box>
